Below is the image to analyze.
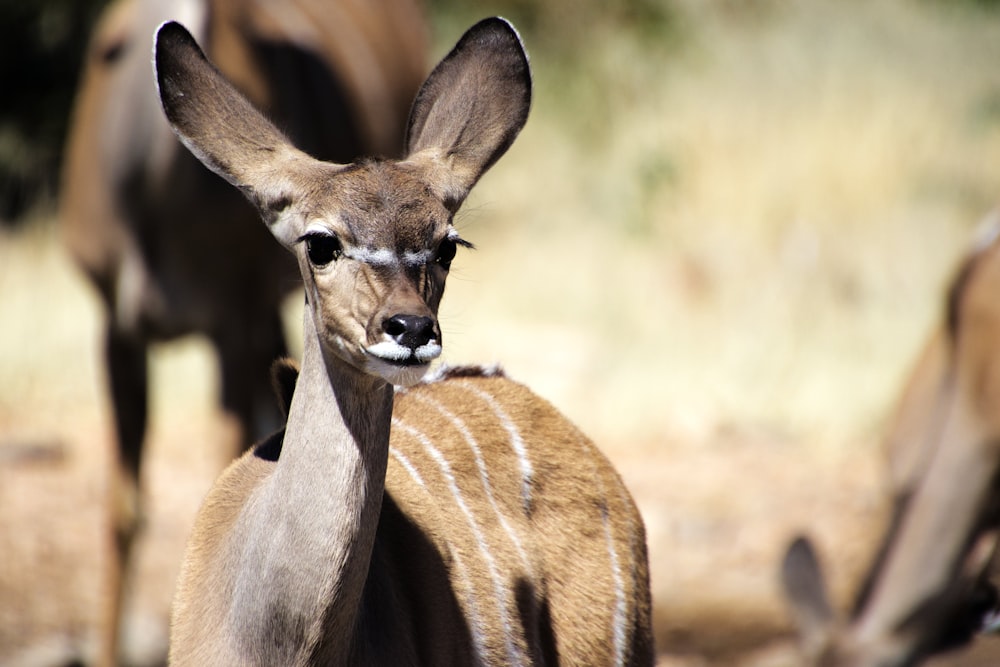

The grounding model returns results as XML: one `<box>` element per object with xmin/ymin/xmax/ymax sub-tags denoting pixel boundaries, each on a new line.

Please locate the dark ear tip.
<box><xmin>466</xmin><ymin>16</ymin><xmax>526</xmax><ymax>52</ymax></box>
<box><xmin>153</xmin><ymin>20</ymin><xmax>199</xmax><ymax>67</ymax></box>
<box><xmin>476</xmin><ymin>16</ymin><xmax>519</xmax><ymax>35</ymax></box>
<box><xmin>783</xmin><ymin>535</ymin><xmax>818</xmax><ymax>573</ymax></box>
<box><xmin>153</xmin><ymin>20</ymin><xmax>206</xmax><ymax>106</ymax></box>
<box><xmin>155</xmin><ymin>20</ymin><xmax>192</xmax><ymax>44</ymax></box>
<box><xmin>463</xmin><ymin>17</ymin><xmax>532</xmax><ymax>103</ymax></box>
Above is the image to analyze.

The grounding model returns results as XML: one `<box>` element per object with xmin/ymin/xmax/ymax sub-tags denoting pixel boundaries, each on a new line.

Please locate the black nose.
<box><xmin>383</xmin><ymin>315</ymin><xmax>437</xmax><ymax>350</ymax></box>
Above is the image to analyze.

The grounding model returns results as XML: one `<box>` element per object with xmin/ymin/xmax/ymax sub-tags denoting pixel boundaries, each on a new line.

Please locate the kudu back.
<box><xmin>781</xmin><ymin>214</ymin><xmax>1000</xmax><ymax>667</ymax></box>
<box><xmin>58</xmin><ymin>0</ymin><xmax>426</xmax><ymax>664</ymax></box>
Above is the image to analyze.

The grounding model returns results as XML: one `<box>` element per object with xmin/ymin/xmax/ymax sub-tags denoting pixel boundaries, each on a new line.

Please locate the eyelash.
<box><xmin>437</xmin><ymin>234</ymin><xmax>473</xmax><ymax>270</ymax></box>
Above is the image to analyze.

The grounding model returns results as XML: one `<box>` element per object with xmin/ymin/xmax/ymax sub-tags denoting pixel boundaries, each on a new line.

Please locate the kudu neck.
<box><xmin>288</xmin><ymin>306</ymin><xmax>395</xmax><ymax>453</ymax></box>
<box><xmin>247</xmin><ymin>305</ymin><xmax>394</xmax><ymax>661</ymax></box>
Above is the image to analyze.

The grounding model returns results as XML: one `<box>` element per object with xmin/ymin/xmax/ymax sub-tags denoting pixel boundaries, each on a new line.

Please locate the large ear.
<box><xmin>781</xmin><ymin>536</ymin><xmax>836</xmax><ymax>656</ymax></box>
<box><xmin>404</xmin><ymin>17</ymin><xmax>531</xmax><ymax>211</ymax></box>
<box><xmin>153</xmin><ymin>21</ymin><xmax>316</xmax><ymax>245</ymax></box>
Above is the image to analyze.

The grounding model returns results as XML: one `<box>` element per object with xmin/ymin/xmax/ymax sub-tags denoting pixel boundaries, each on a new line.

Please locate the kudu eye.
<box><xmin>304</xmin><ymin>233</ymin><xmax>342</xmax><ymax>266</ymax></box>
<box><xmin>435</xmin><ymin>238</ymin><xmax>457</xmax><ymax>269</ymax></box>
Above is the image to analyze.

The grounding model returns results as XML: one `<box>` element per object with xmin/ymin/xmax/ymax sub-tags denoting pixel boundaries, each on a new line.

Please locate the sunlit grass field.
<box><xmin>436</xmin><ymin>0</ymin><xmax>1000</xmax><ymax>449</ymax></box>
<box><xmin>3</xmin><ymin>0</ymin><xmax>1000</xmax><ymax>663</ymax></box>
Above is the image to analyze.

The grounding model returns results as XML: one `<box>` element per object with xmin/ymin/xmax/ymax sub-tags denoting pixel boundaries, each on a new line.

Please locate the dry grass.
<box><xmin>3</xmin><ymin>0</ymin><xmax>1000</xmax><ymax>664</ymax></box>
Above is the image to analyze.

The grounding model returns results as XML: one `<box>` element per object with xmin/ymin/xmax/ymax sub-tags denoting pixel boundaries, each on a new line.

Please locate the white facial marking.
<box><xmin>340</xmin><ymin>247</ymin><xmax>438</xmax><ymax>268</ymax></box>
<box><xmin>345</xmin><ymin>247</ymin><xmax>398</xmax><ymax>267</ymax></box>
<box><xmin>367</xmin><ymin>341</ymin><xmax>414</xmax><ymax>362</ymax></box>
<box><xmin>364</xmin><ymin>356</ymin><xmax>429</xmax><ymax>387</ymax></box>
<box><xmin>403</xmin><ymin>249</ymin><xmax>434</xmax><ymax>267</ymax></box>
<box><xmin>414</xmin><ymin>341</ymin><xmax>442</xmax><ymax>362</ymax></box>
<box><xmin>366</xmin><ymin>341</ymin><xmax>441</xmax><ymax>363</ymax></box>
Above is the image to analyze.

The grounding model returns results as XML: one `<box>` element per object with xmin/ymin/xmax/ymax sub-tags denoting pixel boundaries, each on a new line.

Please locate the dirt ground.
<box><xmin>3</xmin><ymin>228</ymin><xmax>1000</xmax><ymax>667</ymax></box>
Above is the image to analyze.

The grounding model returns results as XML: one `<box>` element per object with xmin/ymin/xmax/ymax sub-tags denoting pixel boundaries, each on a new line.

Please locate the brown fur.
<box><xmin>782</xmin><ymin>214</ymin><xmax>1000</xmax><ymax>667</ymax></box>
<box><xmin>173</xmin><ymin>373</ymin><xmax>653</xmax><ymax>665</ymax></box>
<box><xmin>157</xmin><ymin>17</ymin><xmax>653</xmax><ymax>666</ymax></box>
<box><xmin>59</xmin><ymin>1</ymin><xmax>426</xmax><ymax>664</ymax></box>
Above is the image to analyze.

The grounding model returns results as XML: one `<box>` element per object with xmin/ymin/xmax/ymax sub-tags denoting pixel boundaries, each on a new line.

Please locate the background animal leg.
<box><xmin>101</xmin><ymin>325</ymin><xmax>148</xmax><ymax>667</ymax></box>
<box><xmin>212</xmin><ymin>309</ymin><xmax>289</xmax><ymax>458</ymax></box>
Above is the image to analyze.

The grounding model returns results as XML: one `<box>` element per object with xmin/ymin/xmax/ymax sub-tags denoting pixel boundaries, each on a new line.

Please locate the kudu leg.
<box><xmin>101</xmin><ymin>326</ymin><xmax>149</xmax><ymax>667</ymax></box>
<box><xmin>212</xmin><ymin>309</ymin><xmax>288</xmax><ymax>457</ymax></box>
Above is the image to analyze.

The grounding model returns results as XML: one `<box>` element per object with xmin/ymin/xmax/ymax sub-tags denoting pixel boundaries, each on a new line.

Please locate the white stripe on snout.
<box><xmin>340</xmin><ymin>247</ymin><xmax>436</xmax><ymax>268</ymax></box>
<box><xmin>345</xmin><ymin>247</ymin><xmax>398</xmax><ymax>267</ymax></box>
<box><xmin>456</xmin><ymin>382</ymin><xmax>535</xmax><ymax>515</ymax></box>
<box><xmin>392</xmin><ymin>418</ymin><xmax>526</xmax><ymax>666</ymax></box>
<box><xmin>412</xmin><ymin>394</ymin><xmax>531</xmax><ymax>571</ymax></box>
<box><xmin>403</xmin><ymin>249</ymin><xmax>434</xmax><ymax>266</ymax></box>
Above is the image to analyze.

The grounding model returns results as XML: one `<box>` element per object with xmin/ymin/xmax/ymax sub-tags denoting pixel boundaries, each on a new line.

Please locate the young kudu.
<box><xmin>781</xmin><ymin>214</ymin><xmax>1000</xmax><ymax>667</ymax></box>
<box><xmin>155</xmin><ymin>17</ymin><xmax>654</xmax><ymax>666</ymax></box>
<box><xmin>59</xmin><ymin>0</ymin><xmax>425</xmax><ymax>663</ymax></box>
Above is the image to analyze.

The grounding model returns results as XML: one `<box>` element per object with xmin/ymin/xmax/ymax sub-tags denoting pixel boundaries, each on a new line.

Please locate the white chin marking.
<box><xmin>367</xmin><ymin>341</ymin><xmax>414</xmax><ymax>362</ymax></box>
<box><xmin>366</xmin><ymin>357</ymin><xmax>431</xmax><ymax>387</ymax></box>
<box><xmin>367</xmin><ymin>340</ymin><xmax>442</xmax><ymax>363</ymax></box>
<box><xmin>365</xmin><ymin>341</ymin><xmax>442</xmax><ymax>387</ymax></box>
<box><xmin>414</xmin><ymin>341</ymin><xmax>443</xmax><ymax>363</ymax></box>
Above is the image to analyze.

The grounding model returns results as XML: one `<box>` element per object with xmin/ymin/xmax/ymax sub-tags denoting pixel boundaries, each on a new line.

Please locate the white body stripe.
<box><xmin>392</xmin><ymin>417</ymin><xmax>527</xmax><ymax>666</ymax></box>
<box><xmin>387</xmin><ymin>445</ymin><xmax>487</xmax><ymax>666</ymax></box>
<box><xmin>602</xmin><ymin>502</ymin><xmax>629</xmax><ymax>667</ymax></box>
<box><xmin>389</xmin><ymin>447</ymin><xmax>426</xmax><ymax>489</ymax></box>
<box><xmin>412</xmin><ymin>394</ymin><xmax>532</xmax><ymax>570</ymax></box>
<box><xmin>587</xmin><ymin>458</ymin><xmax>629</xmax><ymax>666</ymax></box>
<box><xmin>458</xmin><ymin>381</ymin><xmax>535</xmax><ymax>515</ymax></box>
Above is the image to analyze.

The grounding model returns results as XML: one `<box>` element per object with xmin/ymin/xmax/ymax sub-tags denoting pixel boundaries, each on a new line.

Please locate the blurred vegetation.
<box><xmin>4</xmin><ymin>0</ymin><xmax>1000</xmax><ymax>442</ymax></box>
<box><xmin>417</xmin><ymin>0</ymin><xmax>1000</xmax><ymax>447</ymax></box>
<box><xmin>4</xmin><ymin>0</ymin><xmax>997</xmax><ymax>225</ymax></box>
<box><xmin>0</xmin><ymin>0</ymin><xmax>108</xmax><ymax>225</ymax></box>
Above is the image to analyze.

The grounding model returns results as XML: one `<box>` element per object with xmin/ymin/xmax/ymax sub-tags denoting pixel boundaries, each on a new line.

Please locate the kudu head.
<box><xmin>153</xmin><ymin>18</ymin><xmax>531</xmax><ymax>386</ymax></box>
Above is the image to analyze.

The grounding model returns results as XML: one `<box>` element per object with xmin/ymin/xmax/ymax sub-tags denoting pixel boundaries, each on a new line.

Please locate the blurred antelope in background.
<box><xmin>781</xmin><ymin>213</ymin><xmax>1000</xmax><ymax>666</ymax></box>
<box><xmin>58</xmin><ymin>0</ymin><xmax>427</xmax><ymax>663</ymax></box>
<box><xmin>154</xmin><ymin>16</ymin><xmax>654</xmax><ymax>665</ymax></box>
